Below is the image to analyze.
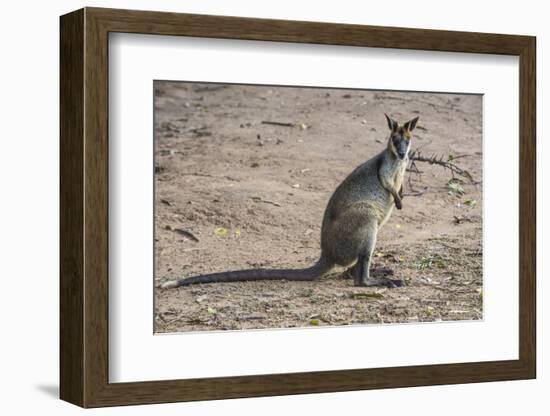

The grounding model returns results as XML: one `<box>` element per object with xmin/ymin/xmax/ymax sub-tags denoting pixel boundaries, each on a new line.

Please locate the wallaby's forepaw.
<box><xmin>395</xmin><ymin>199</ymin><xmax>402</xmax><ymax>210</ymax></box>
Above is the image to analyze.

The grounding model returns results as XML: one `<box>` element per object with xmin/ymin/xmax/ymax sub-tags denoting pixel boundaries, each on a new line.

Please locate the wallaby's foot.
<box><xmin>354</xmin><ymin>277</ymin><xmax>403</xmax><ymax>288</ymax></box>
<box><xmin>344</xmin><ymin>265</ymin><xmax>394</xmax><ymax>279</ymax></box>
<box><xmin>352</xmin><ymin>255</ymin><xmax>401</xmax><ymax>288</ymax></box>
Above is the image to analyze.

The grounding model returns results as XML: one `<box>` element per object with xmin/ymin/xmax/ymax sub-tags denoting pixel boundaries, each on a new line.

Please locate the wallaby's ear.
<box><xmin>404</xmin><ymin>116</ymin><xmax>419</xmax><ymax>132</ymax></box>
<box><xmin>385</xmin><ymin>113</ymin><xmax>398</xmax><ymax>132</ymax></box>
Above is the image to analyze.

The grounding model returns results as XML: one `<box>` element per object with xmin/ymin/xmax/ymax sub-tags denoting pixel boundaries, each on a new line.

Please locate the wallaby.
<box><xmin>161</xmin><ymin>114</ymin><xmax>419</xmax><ymax>289</ymax></box>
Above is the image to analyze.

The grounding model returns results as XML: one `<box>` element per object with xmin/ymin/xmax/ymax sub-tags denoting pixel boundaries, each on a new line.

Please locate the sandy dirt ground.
<box><xmin>153</xmin><ymin>81</ymin><xmax>483</xmax><ymax>333</ymax></box>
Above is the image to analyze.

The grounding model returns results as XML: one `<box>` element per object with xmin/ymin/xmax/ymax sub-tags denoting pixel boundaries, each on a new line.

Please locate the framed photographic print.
<box><xmin>60</xmin><ymin>7</ymin><xmax>536</xmax><ymax>408</ymax></box>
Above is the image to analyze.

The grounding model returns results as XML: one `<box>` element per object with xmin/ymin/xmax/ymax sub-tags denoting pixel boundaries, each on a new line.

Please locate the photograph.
<box><xmin>153</xmin><ymin>81</ymin><xmax>483</xmax><ymax>333</ymax></box>
<box><xmin>51</xmin><ymin>4</ymin><xmax>537</xmax><ymax>410</ymax></box>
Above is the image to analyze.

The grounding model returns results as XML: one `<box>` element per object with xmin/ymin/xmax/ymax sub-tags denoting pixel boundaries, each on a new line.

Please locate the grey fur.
<box><xmin>161</xmin><ymin>114</ymin><xmax>418</xmax><ymax>289</ymax></box>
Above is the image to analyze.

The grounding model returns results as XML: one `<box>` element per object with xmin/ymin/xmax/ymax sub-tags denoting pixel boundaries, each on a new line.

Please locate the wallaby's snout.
<box><xmin>384</xmin><ymin>113</ymin><xmax>419</xmax><ymax>161</ymax></box>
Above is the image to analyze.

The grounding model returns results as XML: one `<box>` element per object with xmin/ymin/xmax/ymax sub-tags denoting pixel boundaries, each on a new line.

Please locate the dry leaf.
<box><xmin>214</xmin><ymin>227</ymin><xmax>228</xmax><ymax>237</ymax></box>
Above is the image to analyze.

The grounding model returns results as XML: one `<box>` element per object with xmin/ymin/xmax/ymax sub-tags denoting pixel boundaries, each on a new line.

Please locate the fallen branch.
<box><xmin>172</xmin><ymin>228</ymin><xmax>200</xmax><ymax>242</ymax></box>
<box><xmin>453</xmin><ymin>215</ymin><xmax>474</xmax><ymax>224</ymax></box>
<box><xmin>181</xmin><ymin>172</ymin><xmax>240</xmax><ymax>182</ymax></box>
<box><xmin>240</xmin><ymin>315</ymin><xmax>267</xmax><ymax>321</ymax></box>
<box><xmin>409</xmin><ymin>149</ymin><xmax>477</xmax><ymax>184</ymax></box>
<box><xmin>403</xmin><ymin>187</ymin><xmax>428</xmax><ymax>197</ymax></box>
<box><xmin>249</xmin><ymin>196</ymin><xmax>282</xmax><ymax>207</ymax></box>
<box><xmin>407</xmin><ymin>163</ymin><xmax>423</xmax><ymax>192</ymax></box>
<box><xmin>261</xmin><ymin>120</ymin><xmax>295</xmax><ymax>127</ymax></box>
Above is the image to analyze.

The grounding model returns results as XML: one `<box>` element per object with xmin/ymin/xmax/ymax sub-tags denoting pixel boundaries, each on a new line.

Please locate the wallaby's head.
<box><xmin>384</xmin><ymin>114</ymin><xmax>419</xmax><ymax>161</ymax></box>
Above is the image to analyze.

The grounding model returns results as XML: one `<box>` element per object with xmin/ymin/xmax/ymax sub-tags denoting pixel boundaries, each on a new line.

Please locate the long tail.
<box><xmin>160</xmin><ymin>257</ymin><xmax>334</xmax><ymax>288</ymax></box>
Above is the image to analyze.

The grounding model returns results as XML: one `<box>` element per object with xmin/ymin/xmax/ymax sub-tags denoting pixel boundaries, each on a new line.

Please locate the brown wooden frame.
<box><xmin>60</xmin><ymin>7</ymin><xmax>536</xmax><ymax>408</ymax></box>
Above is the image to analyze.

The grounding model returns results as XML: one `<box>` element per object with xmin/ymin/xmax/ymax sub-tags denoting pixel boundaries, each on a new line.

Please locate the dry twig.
<box><xmin>261</xmin><ymin>120</ymin><xmax>295</xmax><ymax>127</ymax></box>
<box><xmin>409</xmin><ymin>149</ymin><xmax>477</xmax><ymax>184</ymax></box>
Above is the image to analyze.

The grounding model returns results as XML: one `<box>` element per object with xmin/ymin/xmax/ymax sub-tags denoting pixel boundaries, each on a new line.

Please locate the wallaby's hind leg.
<box><xmin>354</xmin><ymin>223</ymin><xmax>403</xmax><ymax>288</ymax></box>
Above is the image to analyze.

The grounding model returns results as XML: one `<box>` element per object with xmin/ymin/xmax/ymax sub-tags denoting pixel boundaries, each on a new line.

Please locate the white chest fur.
<box><xmin>393</xmin><ymin>158</ymin><xmax>408</xmax><ymax>189</ymax></box>
<box><xmin>380</xmin><ymin>156</ymin><xmax>407</xmax><ymax>190</ymax></box>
